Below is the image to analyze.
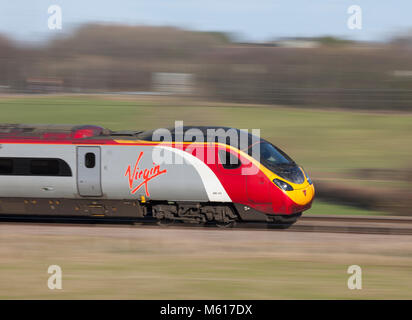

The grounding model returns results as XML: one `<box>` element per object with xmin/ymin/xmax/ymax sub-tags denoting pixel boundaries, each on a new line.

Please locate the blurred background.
<box><xmin>1</xmin><ymin>1</ymin><xmax>411</xmax><ymax>216</ymax></box>
<box><xmin>1</xmin><ymin>0</ymin><xmax>412</xmax><ymax>299</ymax></box>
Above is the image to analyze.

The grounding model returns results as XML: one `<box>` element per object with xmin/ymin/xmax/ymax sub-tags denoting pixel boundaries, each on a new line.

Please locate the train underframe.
<box><xmin>0</xmin><ymin>197</ymin><xmax>302</xmax><ymax>228</ymax></box>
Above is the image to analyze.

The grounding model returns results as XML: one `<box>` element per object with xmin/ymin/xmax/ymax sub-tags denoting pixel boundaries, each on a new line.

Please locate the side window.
<box><xmin>85</xmin><ymin>153</ymin><xmax>96</xmax><ymax>168</ymax></box>
<box><xmin>30</xmin><ymin>159</ymin><xmax>59</xmax><ymax>175</ymax></box>
<box><xmin>218</xmin><ymin>150</ymin><xmax>241</xmax><ymax>169</ymax></box>
<box><xmin>0</xmin><ymin>158</ymin><xmax>72</xmax><ymax>176</ymax></box>
<box><xmin>0</xmin><ymin>158</ymin><xmax>13</xmax><ymax>174</ymax></box>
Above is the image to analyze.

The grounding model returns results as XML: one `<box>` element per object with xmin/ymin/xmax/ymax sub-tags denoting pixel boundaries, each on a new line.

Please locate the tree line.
<box><xmin>1</xmin><ymin>24</ymin><xmax>412</xmax><ymax>110</ymax></box>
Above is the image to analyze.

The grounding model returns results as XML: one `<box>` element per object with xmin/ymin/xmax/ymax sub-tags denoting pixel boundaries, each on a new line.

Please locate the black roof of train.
<box><xmin>137</xmin><ymin>126</ymin><xmax>261</xmax><ymax>144</ymax></box>
<box><xmin>0</xmin><ymin>124</ymin><xmax>262</xmax><ymax>146</ymax></box>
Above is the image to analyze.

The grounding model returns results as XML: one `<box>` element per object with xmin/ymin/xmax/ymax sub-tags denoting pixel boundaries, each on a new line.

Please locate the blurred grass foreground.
<box><xmin>1</xmin><ymin>223</ymin><xmax>412</xmax><ymax>299</ymax></box>
<box><xmin>0</xmin><ymin>95</ymin><xmax>411</xmax><ymax>216</ymax></box>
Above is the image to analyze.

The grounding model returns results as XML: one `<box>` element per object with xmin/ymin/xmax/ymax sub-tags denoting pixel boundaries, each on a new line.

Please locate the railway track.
<box><xmin>1</xmin><ymin>214</ymin><xmax>412</xmax><ymax>235</ymax></box>
<box><xmin>300</xmin><ymin>215</ymin><xmax>412</xmax><ymax>224</ymax></box>
<box><xmin>292</xmin><ymin>215</ymin><xmax>412</xmax><ymax>235</ymax></box>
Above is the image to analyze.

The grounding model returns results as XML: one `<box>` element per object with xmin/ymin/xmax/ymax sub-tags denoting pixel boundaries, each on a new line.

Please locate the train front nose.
<box><xmin>271</xmin><ymin>167</ymin><xmax>315</xmax><ymax>214</ymax></box>
<box><xmin>285</xmin><ymin>183</ymin><xmax>315</xmax><ymax>213</ymax></box>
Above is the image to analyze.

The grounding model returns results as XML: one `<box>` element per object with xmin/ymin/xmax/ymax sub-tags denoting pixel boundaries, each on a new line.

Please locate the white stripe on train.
<box><xmin>156</xmin><ymin>146</ymin><xmax>231</xmax><ymax>202</ymax></box>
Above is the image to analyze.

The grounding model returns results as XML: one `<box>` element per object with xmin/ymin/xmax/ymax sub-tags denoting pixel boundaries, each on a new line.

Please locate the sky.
<box><xmin>1</xmin><ymin>0</ymin><xmax>411</xmax><ymax>43</ymax></box>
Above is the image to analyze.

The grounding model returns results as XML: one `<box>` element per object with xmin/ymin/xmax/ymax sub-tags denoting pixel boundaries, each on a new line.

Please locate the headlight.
<box><xmin>273</xmin><ymin>178</ymin><xmax>294</xmax><ymax>191</ymax></box>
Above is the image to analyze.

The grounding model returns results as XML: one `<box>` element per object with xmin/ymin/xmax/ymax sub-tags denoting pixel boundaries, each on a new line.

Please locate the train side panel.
<box><xmin>0</xmin><ymin>143</ymin><xmax>78</xmax><ymax>198</ymax></box>
<box><xmin>100</xmin><ymin>145</ymin><xmax>231</xmax><ymax>202</ymax></box>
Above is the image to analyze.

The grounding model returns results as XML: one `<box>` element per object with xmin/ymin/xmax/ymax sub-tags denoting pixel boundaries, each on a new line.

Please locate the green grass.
<box><xmin>308</xmin><ymin>200</ymin><xmax>383</xmax><ymax>216</ymax></box>
<box><xmin>1</xmin><ymin>227</ymin><xmax>412</xmax><ymax>299</ymax></box>
<box><xmin>2</xmin><ymin>257</ymin><xmax>407</xmax><ymax>299</ymax></box>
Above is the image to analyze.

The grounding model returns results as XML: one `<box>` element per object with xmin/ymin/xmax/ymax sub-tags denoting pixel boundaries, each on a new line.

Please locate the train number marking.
<box><xmin>125</xmin><ymin>151</ymin><xmax>167</xmax><ymax>197</ymax></box>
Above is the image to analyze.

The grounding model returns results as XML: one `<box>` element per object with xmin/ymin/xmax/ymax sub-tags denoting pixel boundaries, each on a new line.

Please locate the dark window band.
<box><xmin>218</xmin><ymin>150</ymin><xmax>241</xmax><ymax>169</ymax></box>
<box><xmin>0</xmin><ymin>157</ymin><xmax>72</xmax><ymax>176</ymax></box>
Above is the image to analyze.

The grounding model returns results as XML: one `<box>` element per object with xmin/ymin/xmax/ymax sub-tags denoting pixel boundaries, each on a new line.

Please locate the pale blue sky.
<box><xmin>1</xmin><ymin>0</ymin><xmax>411</xmax><ymax>43</ymax></box>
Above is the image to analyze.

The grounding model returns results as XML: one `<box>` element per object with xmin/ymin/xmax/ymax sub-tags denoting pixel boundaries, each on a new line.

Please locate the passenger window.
<box><xmin>0</xmin><ymin>157</ymin><xmax>71</xmax><ymax>176</ymax></box>
<box><xmin>30</xmin><ymin>159</ymin><xmax>59</xmax><ymax>175</ymax></box>
<box><xmin>85</xmin><ymin>153</ymin><xmax>96</xmax><ymax>168</ymax></box>
<box><xmin>0</xmin><ymin>158</ymin><xmax>13</xmax><ymax>174</ymax></box>
<box><xmin>218</xmin><ymin>150</ymin><xmax>241</xmax><ymax>169</ymax></box>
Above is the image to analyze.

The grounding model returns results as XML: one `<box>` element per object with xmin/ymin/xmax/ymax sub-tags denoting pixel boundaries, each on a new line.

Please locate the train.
<box><xmin>0</xmin><ymin>124</ymin><xmax>314</xmax><ymax>228</ymax></box>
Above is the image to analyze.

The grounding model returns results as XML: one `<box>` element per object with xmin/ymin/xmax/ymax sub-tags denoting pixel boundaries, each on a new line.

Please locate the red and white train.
<box><xmin>0</xmin><ymin>124</ymin><xmax>314</xmax><ymax>227</ymax></box>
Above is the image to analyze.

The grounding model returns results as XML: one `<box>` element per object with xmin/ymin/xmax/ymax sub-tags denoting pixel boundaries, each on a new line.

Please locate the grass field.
<box><xmin>0</xmin><ymin>94</ymin><xmax>411</xmax><ymax>215</ymax></box>
<box><xmin>307</xmin><ymin>201</ymin><xmax>383</xmax><ymax>216</ymax></box>
<box><xmin>1</xmin><ymin>224</ymin><xmax>412</xmax><ymax>299</ymax></box>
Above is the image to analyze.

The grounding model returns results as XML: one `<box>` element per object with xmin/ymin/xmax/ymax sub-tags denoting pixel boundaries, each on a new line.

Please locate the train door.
<box><xmin>77</xmin><ymin>146</ymin><xmax>102</xmax><ymax>197</ymax></box>
<box><xmin>216</xmin><ymin>146</ymin><xmax>271</xmax><ymax>204</ymax></box>
<box><xmin>216</xmin><ymin>148</ymin><xmax>246</xmax><ymax>201</ymax></box>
